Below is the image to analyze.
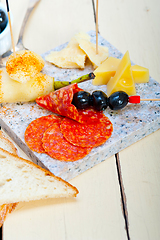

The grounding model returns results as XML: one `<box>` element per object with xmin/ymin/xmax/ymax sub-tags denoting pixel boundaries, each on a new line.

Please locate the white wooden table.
<box><xmin>0</xmin><ymin>0</ymin><xmax>160</xmax><ymax>239</ymax></box>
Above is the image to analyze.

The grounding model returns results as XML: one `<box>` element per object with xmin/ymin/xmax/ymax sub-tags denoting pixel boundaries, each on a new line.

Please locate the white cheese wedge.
<box><xmin>45</xmin><ymin>32</ymin><xmax>109</xmax><ymax>69</ymax></box>
<box><xmin>70</xmin><ymin>31</ymin><xmax>91</xmax><ymax>43</ymax></box>
<box><xmin>45</xmin><ymin>37</ymin><xmax>86</xmax><ymax>69</ymax></box>
<box><xmin>76</xmin><ymin>37</ymin><xmax>109</xmax><ymax>69</ymax></box>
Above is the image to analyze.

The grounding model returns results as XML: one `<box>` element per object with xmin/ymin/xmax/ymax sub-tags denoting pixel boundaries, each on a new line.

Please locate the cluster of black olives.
<box><xmin>0</xmin><ymin>9</ymin><xmax>8</xmax><ymax>33</ymax></box>
<box><xmin>72</xmin><ymin>90</ymin><xmax>129</xmax><ymax>111</ymax></box>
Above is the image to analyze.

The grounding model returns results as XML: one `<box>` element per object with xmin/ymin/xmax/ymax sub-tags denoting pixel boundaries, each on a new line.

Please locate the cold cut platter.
<box><xmin>0</xmin><ymin>30</ymin><xmax>160</xmax><ymax>181</ymax></box>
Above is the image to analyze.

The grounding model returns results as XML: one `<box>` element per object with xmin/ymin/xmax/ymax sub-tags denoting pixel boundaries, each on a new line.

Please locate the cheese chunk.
<box><xmin>71</xmin><ymin>32</ymin><xmax>91</xmax><ymax>42</ymax></box>
<box><xmin>45</xmin><ymin>32</ymin><xmax>90</xmax><ymax>69</ymax></box>
<box><xmin>0</xmin><ymin>69</ymin><xmax>53</xmax><ymax>103</ymax></box>
<box><xmin>93</xmin><ymin>57</ymin><xmax>121</xmax><ymax>85</ymax></box>
<box><xmin>107</xmin><ymin>51</ymin><xmax>136</xmax><ymax>96</ymax></box>
<box><xmin>131</xmin><ymin>65</ymin><xmax>149</xmax><ymax>83</ymax></box>
<box><xmin>45</xmin><ymin>32</ymin><xmax>108</xmax><ymax>69</ymax></box>
<box><xmin>45</xmin><ymin>36</ymin><xmax>86</xmax><ymax>69</ymax></box>
<box><xmin>76</xmin><ymin>37</ymin><xmax>109</xmax><ymax>68</ymax></box>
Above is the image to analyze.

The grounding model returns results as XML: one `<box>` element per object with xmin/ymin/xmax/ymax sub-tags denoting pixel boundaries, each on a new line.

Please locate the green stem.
<box><xmin>54</xmin><ymin>72</ymin><xmax>95</xmax><ymax>90</ymax></box>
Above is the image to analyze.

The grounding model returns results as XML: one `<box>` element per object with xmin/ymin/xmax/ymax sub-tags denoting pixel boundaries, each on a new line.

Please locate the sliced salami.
<box><xmin>36</xmin><ymin>83</ymin><xmax>104</xmax><ymax>123</ymax></box>
<box><xmin>42</xmin><ymin>122</ymin><xmax>92</xmax><ymax>161</ymax></box>
<box><xmin>24</xmin><ymin>115</ymin><xmax>62</xmax><ymax>153</ymax></box>
<box><xmin>36</xmin><ymin>83</ymin><xmax>82</xmax><ymax>121</ymax></box>
<box><xmin>60</xmin><ymin>115</ymin><xmax>113</xmax><ymax>148</ymax></box>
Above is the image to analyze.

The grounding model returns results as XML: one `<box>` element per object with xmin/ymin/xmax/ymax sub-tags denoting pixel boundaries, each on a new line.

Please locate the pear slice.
<box><xmin>0</xmin><ymin>69</ymin><xmax>53</xmax><ymax>103</ymax></box>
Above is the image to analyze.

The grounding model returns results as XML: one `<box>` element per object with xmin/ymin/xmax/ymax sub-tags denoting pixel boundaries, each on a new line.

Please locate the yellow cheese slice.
<box><xmin>0</xmin><ymin>69</ymin><xmax>53</xmax><ymax>103</ymax></box>
<box><xmin>107</xmin><ymin>51</ymin><xmax>136</xmax><ymax>96</ymax></box>
<box><xmin>93</xmin><ymin>57</ymin><xmax>121</xmax><ymax>85</ymax></box>
<box><xmin>131</xmin><ymin>64</ymin><xmax>149</xmax><ymax>83</ymax></box>
<box><xmin>76</xmin><ymin>37</ymin><xmax>109</xmax><ymax>69</ymax></box>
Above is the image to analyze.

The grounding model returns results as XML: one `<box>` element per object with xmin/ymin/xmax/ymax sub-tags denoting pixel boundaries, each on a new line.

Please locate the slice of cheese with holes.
<box><xmin>107</xmin><ymin>51</ymin><xmax>136</xmax><ymax>96</ymax></box>
<box><xmin>93</xmin><ymin>57</ymin><xmax>121</xmax><ymax>85</ymax></box>
<box><xmin>93</xmin><ymin>56</ymin><xmax>149</xmax><ymax>86</ymax></box>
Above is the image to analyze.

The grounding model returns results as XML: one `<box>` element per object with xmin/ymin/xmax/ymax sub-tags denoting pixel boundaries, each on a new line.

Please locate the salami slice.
<box><xmin>60</xmin><ymin>115</ymin><xmax>113</xmax><ymax>148</ymax></box>
<box><xmin>36</xmin><ymin>83</ymin><xmax>82</xmax><ymax>121</ymax></box>
<box><xmin>24</xmin><ymin>115</ymin><xmax>62</xmax><ymax>153</ymax></box>
<box><xmin>42</xmin><ymin>122</ymin><xmax>92</xmax><ymax>161</ymax></box>
<box><xmin>36</xmin><ymin>83</ymin><xmax>104</xmax><ymax>123</ymax></box>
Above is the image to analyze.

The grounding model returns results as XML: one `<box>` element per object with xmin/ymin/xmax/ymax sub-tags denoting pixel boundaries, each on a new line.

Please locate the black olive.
<box><xmin>108</xmin><ymin>91</ymin><xmax>129</xmax><ymax>110</ymax></box>
<box><xmin>0</xmin><ymin>10</ymin><xmax>8</xmax><ymax>33</ymax></box>
<box><xmin>72</xmin><ymin>91</ymin><xmax>91</xmax><ymax>109</ymax></box>
<box><xmin>91</xmin><ymin>90</ymin><xmax>108</xmax><ymax>111</ymax></box>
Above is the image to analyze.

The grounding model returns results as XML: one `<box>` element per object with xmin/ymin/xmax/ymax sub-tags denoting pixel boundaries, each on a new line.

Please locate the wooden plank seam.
<box><xmin>0</xmin><ymin>226</ymin><xmax>2</xmax><ymax>240</ymax></box>
<box><xmin>115</xmin><ymin>153</ymin><xmax>130</xmax><ymax>240</ymax></box>
<box><xmin>91</xmin><ymin>1</ymin><xmax>130</xmax><ymax>238</ymax></box>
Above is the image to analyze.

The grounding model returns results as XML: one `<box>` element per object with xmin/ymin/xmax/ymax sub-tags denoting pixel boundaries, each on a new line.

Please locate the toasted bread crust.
<box><xmin>0</xmin><ymin>131</ymin><xmax>17</xmax><ymax>155</ymax></box>
<box><xmin>0</xmin><ymin>132</ymin><xmax>19</xmax><ymax>227</ymax></box>
<box><xmin>0</xmin><ymin>203</ymin><xmax>18</xmax><ymax>228</ymax></box>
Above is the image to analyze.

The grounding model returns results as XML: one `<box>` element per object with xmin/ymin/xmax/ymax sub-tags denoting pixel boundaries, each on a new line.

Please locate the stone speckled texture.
<box><xmin>0</xmin><ymin>30</ymin><xmax>160</xmax><ymax>181</ymax></box>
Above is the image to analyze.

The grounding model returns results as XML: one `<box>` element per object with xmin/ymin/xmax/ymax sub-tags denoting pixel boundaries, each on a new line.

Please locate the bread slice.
<box><xmin>0</xmin><ymin>131</ymin><xmax>17</xmax><ymax>155</ymax></box>
<box><xmin>0</xmin><ymin>147</ymin><xmax>79</xmax><ymax>205</ymax></box>
<box><xmin>0</xmin><ymin>131</ymin><xmax>18</xmax><ymax>227</ymax></box>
